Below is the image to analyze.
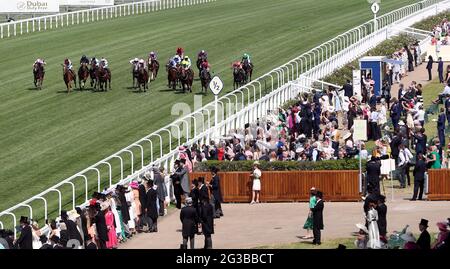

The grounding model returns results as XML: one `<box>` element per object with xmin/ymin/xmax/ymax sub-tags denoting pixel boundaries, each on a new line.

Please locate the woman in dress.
<box><xmin>31</xmin><ymin>221</ymin><xmax>42</xmax><ymax>249</ymax></box>
<box><xmin>301</xmin><ymin>187</ymin><xmax>317</xmax><ymax>239</ymax></box>
<box><xmin>104</xmin><ymin>202</ymin><xmax>118</xmax><ymax>249</ymax></box>
<box><xmin>250</xmin><ymin>161</ymin><xmax>262</xmax><ymax>204</ymax></box>
<box><xmin>130</xmin><ymin>181</ymin><xmax>142</xmax><ymax>232</ymax></box>
<box><xmin>432</xmin><ymin>222</ymin><xmax>449</xmax><ymax>249</ymax></box>
<box><xmin>366</xmin><ymin>199</ymin><xmax>381</xmax><ymax>249</ymax></box>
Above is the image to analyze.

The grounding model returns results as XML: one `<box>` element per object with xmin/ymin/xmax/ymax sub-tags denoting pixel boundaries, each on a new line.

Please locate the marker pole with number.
<box><xmin>371</xmin><ymin>3</ymin><xmax>380</xmax><ymax>32</ymax></box>
<box><xmin>209</xmin><ymin>76</ymin><xmax>224</xmax><ymax>140</ymax></box>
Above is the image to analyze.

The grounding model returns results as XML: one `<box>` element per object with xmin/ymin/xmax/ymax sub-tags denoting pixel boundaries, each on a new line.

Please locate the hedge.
<box><xmin>194</xmin><ymin>159</ymin><xmax>366</xmax><ymax>172</ymax></box>
<box><xmin>412</xmin><ymin>11</ymin><xmax>450</xmax><ymax>31</ymax></box>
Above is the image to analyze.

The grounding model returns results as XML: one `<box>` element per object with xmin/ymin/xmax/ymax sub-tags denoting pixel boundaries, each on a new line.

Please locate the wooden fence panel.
<box><xmin>428</xmin><ymin>169</ymin><xmax>450</xmax><ymax>200</ymax></box>
<box><xmin>190</xmin><ymin>170</ymin><xmax>360</xmax><ymax>202</ymax></box>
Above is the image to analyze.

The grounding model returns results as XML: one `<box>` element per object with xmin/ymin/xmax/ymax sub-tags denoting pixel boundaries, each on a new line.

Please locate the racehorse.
<box><xmin>148</xmin><ymin>59</ymin><xmax>159</xmax><ymax>81</ymax></box>
<box><xmin>137</xmin><ymin>66</ymin><xmax>149</xmax><ymax>92</ymax></box>
<box><xmin>90</xmin><ymin>64</ymin><xmax>98</xmax><ymax>88</ymax></box>
<box><xmin>78</xmin><ymin>64</ymin><xmax>90</xmax><ymax>90</ymax></box>
<box><xmin>233</xmin><ymin>66</ymin><xmax>245</xmax><ymax>90</ymax></box>
<box><xmin>95</xmin><ymin>66</ymin><xmax>111</xmax><ymax>91</ymax></box>
<box><xmin>242</xmin><ymin>59</ymin><xmax>253</xmax><ymax>83</ymax></box>
<box><xmin>167</xmin><ymin>65</ymin><xmax>179</xmax><ymax>90</ymax></box>
<box><xmin>196</xmin><ymin>56</ymin><xmax>207</xmax><ymax>78</ymax></box>
<box><xmin>179</xmin><ymin>68</ymin><xmax>194</xmax><ymax>93</ymax></box>
<box><xmin>33</xmin><ymin>63</ymin><xmax>45</xmax><ymax>90</ymax></box>
<box><xmin>200</xmin><ymin>68</ymin><xmax>211</xmax><ymax>93</ymax></box>
<box><xmin>63</xmin><ymin>66</ymin><xmax>76</xmax><ymax>93</ymax></box>
<box><xmin>132</xmin><ymin>63</ymin><xmax>139</xmax><ymax>88</ymax></box>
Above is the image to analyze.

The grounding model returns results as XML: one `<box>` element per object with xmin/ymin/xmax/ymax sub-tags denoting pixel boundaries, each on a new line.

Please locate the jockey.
<box><xmin>100</xmin><ymin>57</ymin><xmax>109</xmax><ymax>69</ymax></box>
<box><xmin>242</xmin><ymin>53</ymin><xmax>251</xmax><ymax>64</ymax></box>
<box><xmin>198</xmin><ymin>50</ymin><xmax>208</xmax><ymax>60</ymax></box>
<box><xmin>64</xmin><ymin>58</ymin><xmax>76</xmax><ymax>76</ymax></box>
<box><xmin>130</xmin><ymin>57</ymin><xmax>139</xmax><ymax>65</ymax></box>
<box><xmin>201</xmin><ymin>60</ymin><xmax>210</xmax><ymax>72</ymax></box>
<box><xmin>138</xmin><ymin>59</ymin><xmax>146</xmax><ymax>70</ymax></box>
<box><xmin>80</xmin><ymin>55</ymin><xmax>90</xmax><ymax>65</ymax></box>
<box><xmin>181</xmin><ymin>56</ymin><xmax>192</xmax><ymax>70</ymax></box>
<box><xmin>91</xmin><ymin>57</ymin><xmax>99</xmax><ymax>68</ymax></box>
<box><xmin>172</xmin><ymin>55</ymin><xmax>181</xmax><ymax>66</ymax></box>
<box><xmin>33</xmin><ymin>58</ymin><xmax>46</xmax><ymax>66</ymax></box>
<box><xmin>176</xmin><ymin>47</ymin><xmax>184</xmax><ymax>58</ymax></box>
<box><xmin>232</xmin><ymin>61</ymin><xmax>242</xmax><ymax>69</ymax></box>
<box><xmin>149</xmin><ymin>51</ymin><xmax>157</xmax><ymax>61</ymax></box>
<box><xmin>168</xmin><ymin>58</ymin><xmax>177</xmax><ymax>69</ymax></box>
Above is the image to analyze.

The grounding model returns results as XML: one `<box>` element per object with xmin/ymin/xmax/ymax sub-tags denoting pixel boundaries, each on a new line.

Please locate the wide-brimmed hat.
<box><xmin>400</xmin><ymin>232</ymin><xmax>416</xmax><ymax>242</ymax></box>
<box><xmin>419</xmin><ymin>219</ymin><xmax>429</xmax><ymax>227</ymax></box>
<box><xmin>398</xmin><ymin>120</ymin><xmax>405</xmax><ymax>126</ymax></box>
<box><xmin>437</xmin><ymin>221</ymin><xmax>448</xmax><ymax>231</ymax></box>
<box><xmin>327</xmin><ymin>106</ymin><xmax>335</xmax><ymax>113</ymax></box>
<box><xmin>253</xmin><ymin>161</ymin><xmax>260</xmax><ymax>166</ymax></box>
<box><xmin>130</xmin><ymin>181</ymin><xmax>139</xmax><ymax>189</ymax></box>
<box><xmin>356</xmin><ymin>223</ymin><xmax>369</xmax><ymax>234</ymax></box>
<box><xmin>68</xmin><ymin>209</ymin><xmax>80</xmax><ymax>219</ymax></box>
<box><xmin>343</xmin><ymin>132</ymin><xmax>352</xmax><ymax>140</ymax></box>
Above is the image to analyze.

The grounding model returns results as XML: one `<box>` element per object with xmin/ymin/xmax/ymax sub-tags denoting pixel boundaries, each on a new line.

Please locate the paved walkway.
<box><xmin>120</xmin><ymin>196</ymin><xmax>450</xmax><ymax>249</ymax></box>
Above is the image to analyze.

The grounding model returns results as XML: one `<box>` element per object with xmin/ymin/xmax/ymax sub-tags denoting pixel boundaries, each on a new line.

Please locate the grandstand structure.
<box><xmin>0</xmin><ymin>0</ymin><xmax>449</xmax><ymax>238</ymax></box>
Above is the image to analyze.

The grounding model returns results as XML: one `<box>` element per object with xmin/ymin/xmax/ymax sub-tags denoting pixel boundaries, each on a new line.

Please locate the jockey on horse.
<box><xmin>64</xmin><ymin>58</ymin><xmax>76</xmax><ymax>77</ymax></box>
<box><xmin>176</xmin><ymin>47</ymin><xmax>184</xmax><ymax>59</ymax></box>
<box><xmin>181</xmin><ymin>56</ymin><xmax>192</xmax><ymax>70</ymax></box>
<box><xmin>33</xmin><ymin>58</ymin><xmax>46</xmax><ymax>88</ymax></box>
<box><xmin>148</xmin><ymin>51</ymin><xmax>160</xmax><ymax>80</ymax></box>
<box><xmin>241</xmin><ymin>53</ymin><xmax>253</xmax><ymax>82</ymax></box>
<box><xmin>196</xmin><ymin>50</ymin><xmax>209</xmax><ymax>74</ymax></box>
<box><xmin>34</xmin><ymin>58</ymin><xmax>46</xmax><ymax>67</ymax></box>
<box><xmin>200</xmin><ymin>61</ymin><xmax>211</xmax><ymax>93</ymax></box>
<box><xmin>180</xmin><ymin>56</ymin><xmax>194</xmax><ymax>93</ymax></box>
<box><xmin>130</xmin><ymin>57</ymin><xmax>140</xmax><ymax>88</ymax></box>
<box><xmin>80</xmin><ymin>55</ymin><xmax>90</xmax><ymax>66</ymax></box>
<box><xmin>100</xmin><ymin>57</ymin><xmax>110</xmax><ymax>73</ymax></box>
<box><xmin>78</xmin><ymin>55</ymin><xmax>90</xmax><ymax>89</ymax></box>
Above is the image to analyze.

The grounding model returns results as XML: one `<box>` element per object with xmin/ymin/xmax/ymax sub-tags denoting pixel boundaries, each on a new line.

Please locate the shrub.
<box><xmin>193</xmin><ymin>159</ymin><xmax>366</xmax><ymax>172</ymax></box>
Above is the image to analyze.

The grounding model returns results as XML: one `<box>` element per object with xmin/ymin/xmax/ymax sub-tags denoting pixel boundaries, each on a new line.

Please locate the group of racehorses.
<box><xmin>32</xmin><ymin>55</ymin><xmax>253</xmax><ymax>94</ymax></box>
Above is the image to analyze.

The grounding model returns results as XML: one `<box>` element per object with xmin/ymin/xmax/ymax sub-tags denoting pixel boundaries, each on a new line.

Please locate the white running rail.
<box><xmin>1</xmin><ymin>0</ymin><xmax>449</xmax><ymax>236</ymax></box>
<box><xmin>0</xmin><ymin>0</ymin><xmax>216</xmax><ymax>39</ymax></box>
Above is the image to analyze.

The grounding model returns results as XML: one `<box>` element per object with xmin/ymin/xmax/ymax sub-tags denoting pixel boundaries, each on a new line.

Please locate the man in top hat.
<box><xmin>14</xmin><ymin>216</ymin><xmax>32</xmax><ymax>249</ymax></box>
<box><xmin>145</xmin><ymin>180</ymin><xmax>159</xmax><ymax>233</ymax></box>
<box><xmin>416</xmin><ymin>218</ymin><xmax>431</xmax><ymax>249</ymax></box>
<box><xmin>180</xmin><ymin>197</ymin><xmax>199</xmax><ymax>249</ymax></box>
<box><xmin>60</xmin><ymin>210</ymin><xmax>83</xmax><ymax>248</ymax></box>
<box><xmin>210</xmin><ymin>166</ymin><xmax>224</xmax><ymax>218</ymax></box>
<box><xmin>153</xmin><ymin>166</ymin><xmax>168</xmax><ymax>216</ymax></box>
<box><xmin>366</xmin><ymin>151</ymin><xmax>382</xmax><ymax>195</ymax></box>
<box><xmin>199</xmin><ymin>197</ymin><xmax>215</xmax><ymax>249</ymax></box>
<box><xmin>311</xmin><ymin>191</ymin><xmax>324</xmax><ymax>245</ymax></box>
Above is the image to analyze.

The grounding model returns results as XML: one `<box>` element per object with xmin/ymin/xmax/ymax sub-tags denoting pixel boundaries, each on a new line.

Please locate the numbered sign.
<box><xmin>371</xmin><ymin>3</ymin><xmax>380</xmax><ymax>14</ymax></box>
<box><xmin>209</xmin><ymin>76</ymin><xmax>224</xmax><ymax>95</ymax></box>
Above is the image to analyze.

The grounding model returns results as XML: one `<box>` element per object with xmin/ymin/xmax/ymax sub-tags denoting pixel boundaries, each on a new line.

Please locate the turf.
<box><xmin>0</xmin><ymin>0</ymin><xmax>417</xmax><ymax>212</ymax></box>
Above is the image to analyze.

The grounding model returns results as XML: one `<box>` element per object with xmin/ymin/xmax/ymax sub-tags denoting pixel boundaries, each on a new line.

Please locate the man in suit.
<box><xmin>376</xmin><ymin>195</ymin><xmax>387</xmax><ymax>241</ymax></box>
<box><xmin>311</xmin><ymin>191</ymin><xmax>324</xmax><ymax>245</ymax></box>
<box><xmin>173</xmin><ymin>159</ymin><xmax>191</xmax><ymax>198</ymax></box>
<box><xmin>171</xmin><ymin>160</ymin><xmax>184</xmax><ymax>209</ymax></box>
<box><xmin>138</xmin><ymin>176</ymin><xmax>148</xmax><ymax>229</ymax></box>
<box><xmin>366</xmin><ymin>154</ymin><xmax>382</xmax><ymax>195</ymax></box>
<box><xmin>438</xmin><ymin>107</ymin><xmax>446</xmax><ymax>147</ymax></box>
<box><xmin>438</xmin><ymin>57</ymin><xmax>444</xmax><ymax>83</ymax></box>
<box><xmin>342</xmin><ymin>79</ymin><xmax>353</xmax><ymax>98</ymax></box>
<box><xmin>180</xmin><ymin>197</ymin><xmax>199</xmax><ymax>249</ymax></box>
<box><xmin>93</xmin><ymin>203</ymin><xmax>108</xmax><ymax>249</ymax></box>
<box><xmin>390</xmin><ymin>98</ymin><xmax>401</xmax><ymax>130</ymax></box>
<box><xmin>153</xmin><ymin>167</ymin><xmax>168</xmax><ymax>216</ymax></box>
<box><xmin>199</xmin><ymin>197</ymin><xmax>215</xmax><ymax>249</ymax></box>
<box><xmin>14</xmin><ymin>216</ymin><xmax>32</xmax><ymax>249</ymax></box>
<box><xmin>412</xmin><ymin>152</ymin><xmax>427</xmax><ymax>201</ymax></box>
<box><xmin>145</xmin><ymin>180</ymin><xmax>159</xmax><ymax>232</ymax></box>
<box><xmin>210</xmin><ymin>167</ymin><xmax>224</xmax><ymax>218</ymax></box>
<box><xmin>416</xmin><ymin>219</ymin><xmax>431</xmax><ymax>249</ymax></box>
<box><xmin>198</xmin><ymin>177</ymin><xmax>210</xmax><ymax>203</ymax></box>
<box><xmin>445</xmin><ymin>97</ymin><xmax>450</xmax><ymax>126</ymax></box>
<box><xmin>60</xmin><ymin>210</ymin><xmax>83</xmax><ymax>248</ymax></box>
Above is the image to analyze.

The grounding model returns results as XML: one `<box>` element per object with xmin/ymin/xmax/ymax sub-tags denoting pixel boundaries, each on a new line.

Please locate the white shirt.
<box><xmin>414</xmin><ymin>110</ymin><xmax>425</xmax><ymax>121</ymax></box>
<box><xmin>370</xmin><ymin>111</ymin><xmax>379</xmax><ymax>123</ymax></box>
<box><xmin>442</xmin><ymin>85</ymin><xmax>450</xmax><ymax>95</ymax></box>
<box><xmin>398</xmin><ymin>148</ymin><xmax>413</xmax><ymax>166</ymax></box>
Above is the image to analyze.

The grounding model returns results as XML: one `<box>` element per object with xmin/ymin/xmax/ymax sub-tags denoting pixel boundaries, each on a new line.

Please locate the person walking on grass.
<box><xmin>301</xmin><ymin>187</ymin><xmax>317</xmax><ymax>239</ymax></box>
<box><xmin>250</xmin><ymin>161</ymin><xmax>262</xmax><ymax>204</ymax></box>
<box><xmin>426</xmin><ymin>55</ymin><xmax>433</xmax><ymax>81</ymax></box>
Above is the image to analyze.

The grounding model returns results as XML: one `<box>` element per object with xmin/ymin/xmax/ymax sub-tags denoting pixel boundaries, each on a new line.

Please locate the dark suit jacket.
<box><xmin>190</xmin><ymin>188</ymin><xmax>200</xmax><ymax>209</ymax></box>
<box><xmin>426</xmin><ymin>59</ymin><xmax>433</xmax><ymax>70</ymax></box>
<box><xmin>438</xmin><ymin>61</ymin><xmax>444</xmax><ymax>72</ymax></box>
<box><xmin>376</xmin><ymin>203</ymin><xmax>387</xmax><ymax>236</ymax></box>
<box><xmin>199</xmin><ymin>203</ymin><xmax>214</xmax><ymax>236</ymax></box>
<box><xmin>311</xmin><ymin>199</ymin><xmax>324</xmax><ymax>230</ymax></box>
<box><xmin>366</xmin><ymin>160</ymin><xmax>381</xmax><ymax>182</ymax></box>
<box><xmin>438</xmin><ymin>113</ymin><xmax>446</xmax><ymax>130</ymax></box>
<box><xmin>210</xmin><ymin>175</ymin><xmax>223</xmax><ymax>203</ymax></box>
<box><xmin>138</xmin><ymin>184</ymin><xmax>147</xmax><ymax>214</ymax></box>
<box><xmin>180</xmin><ymin>206</ymin><xmax>199</xmax><ymax>237</ymax></box>
<box><xmin>145</xmin><ymin>188</ymin><xmax>159</xmax><ymax>219</ymax></box>
<box><xmin>343</xmin><ymin>83</ymin><xmax>353</xmax><ymax>98</ymax></box>
<box><xmin>94</xmin><ymin>211</ymin><xmax>108</xmax><ymax>242</ymax></box>
<box><xmin>16</xmin><ymin>225</ymin><xmax>32</xmax><ymax>249</ymax></box>
<box><xmin>414</xmin><ymin>159</ymin><xmax>427</xmax><ymax>180</ymax></box>
<box><xmin>199</xmin><ymin>184</ymin><xmax>209</xmax><ymax>202</ymax></box>
<box><xmin>417</xmin><ymin>230</ymin><xmax>431</xmax><ymax>249</ymax></box>
<box><xmin>62</xmin><ymin>218</ymin><xmax>83</xmax><ymax>246</ymax></box>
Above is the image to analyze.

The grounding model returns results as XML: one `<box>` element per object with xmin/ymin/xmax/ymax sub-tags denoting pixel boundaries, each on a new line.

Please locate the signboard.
<box><xmin>209</xmin><ymin>76</ymin><xmax>224</xmax><ymax>95</ymax></box>
<box><xmin>353</xmin><ymin>70</ymin><xmax>361</xmax><ymax>97</ymax></box>
<box><xmin>353</xmin><ymin>120</ymin><xmax>367</xmax><ymax>141</ymax></box>
<box><xmin>59</xmin><ymin>0</ymin><xmax>114</xmax><ymax>6</ymax></box>
<box><xmin>0</xmin><ymin>0</ymin><xmax>60</xmax><ymax>13</ymax></box>
<box><xmin>371</xmin><ymin>3</ymin><xmax>380</xmax><ymax>14</ymax></box>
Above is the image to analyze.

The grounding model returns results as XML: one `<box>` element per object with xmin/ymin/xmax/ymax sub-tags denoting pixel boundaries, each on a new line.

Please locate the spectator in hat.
<box><xmin>210</xmin><ymin>167</ymin><xmax>223</xmax><ymax>218</ymax></box>
<box><xmin>93</xmin><ymin>203</ymin><xmax>108</xmax><ymax>249</ymax></box>
<box><xmin>354</xmin><ymin>223</ymin><xmax>369</xmax><ymax>249</ymax></box>
<box><xmin>180</xmin><ymin>197</ymin><xmax>199</xmax><ymax>249</ymax></box>
<box><xmin>103</xmin><ymin>202</ymin><xmax>118</xmax><ymax>249</ymax></box>
<box><xmin>153</xmin><ymin>167</ymin><xmax>168</xmax><ymax>216</ymax></box>
<box><xmin>199</xmin><ymin>197</ymin><xmax>214</xmax><ymax>249</ymax></box>
<box><xmin>145</xmin><ymin>180</ymin><xmax>159</xmax><ymax>233</ymax></box>
<box><xmin>416</xmin><ymin>219</ymin><xmax>430</xmax><ymax>250</ymax></box>
<box><xmin>173</xmin><ymin>158</ymin><xmax>191</xmax><ymax>198</ymax></box>
<box><xmin>14</xmin><ymin>216</ymin><xmax>32</xmax><ymax>249</ymax></box>
<box><xmin>412</xmin><ymin>152</ymin><xmax>427</xmax><ymax>201</ymax></box>
<box><xmin>301</xmin><ymin>187</ymin><xmax>317</xmax><ymax>239</ymax></box>
<box><xmin>432</xmin><ymin>221</ymin><xmax>449</xmax><ymax>249</ymax></box>
<box><xmin>401</xmin><ymin>232</ymin><xmax>419</xmax><ymax>249</ymax></box>
<box><xmin>76</xmin><ymin>207</ymin><xmax>89</xmax><ymax>245</ymax></box>
<box><xmin>129</xmin><ymin>181</ymin><xmax>142</xmax><ymax>233</ymax></box>
<box><xmin>311</xmin><ymin>191</ymin><xmax>324</xmax><ymax>245</ymax></box>
<box><xmin>50</xmin><ymin>235</ymin><xmax>65</xmax><ymax>249</ymax></box>
<box><xmin>60</xmin><ymin>210</ymin><xmax>83</xmax><ymax>248</ymax></box>
<box><xmin>171</xmin><ymin>160</ymin><xmax>184</xmax><ymax>209</ymax></box>
<box><xmin>250</xmin><ymin>161</ymin><xmax>262</xmax><ymax>204</ymax></box>
<box><xmin>366</xmin><ymin>199</ymin><xmax>381</xmax><ymax>249</ymax></box>
<box><xmin>138</xmin><ymin>176</ymin><xmax>148</xmax><ymax>228</ymax></box>
<box><xmin>376</xmin><ymin>195</ymin><xmax>387</xmax><ymax>241</ymax></box>
<box><xmin>366</xmin><ymin>151</ymin><xmax>382</xmax><ymax>195</ymax></box>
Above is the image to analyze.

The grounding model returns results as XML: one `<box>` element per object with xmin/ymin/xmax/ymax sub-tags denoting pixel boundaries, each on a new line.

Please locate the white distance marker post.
<box><xmin>209</xmin><ymin>76</ymin><xmax>224</xmax><ymax>140</ymax></box>
<box><xmin>371</xmin><ymin>2</ymin><xmax>380</xmax><ymax>32</ymax></box>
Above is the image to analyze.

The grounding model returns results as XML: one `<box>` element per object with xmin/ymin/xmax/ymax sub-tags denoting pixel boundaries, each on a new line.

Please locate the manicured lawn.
<box><xmin>0</xmin><ymin>0</ymin><xmax>416</xmax><ymax>214</ymax></box>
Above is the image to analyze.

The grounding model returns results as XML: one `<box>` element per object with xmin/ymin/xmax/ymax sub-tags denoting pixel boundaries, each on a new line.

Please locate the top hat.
<box><xmin>19</xmin><ymin>216</ymin><xmax>29</xmax><ymax>224</ymax></box>
<box><xmin>419</xmin><ymin>219</ymin><xmax>429</xmax><ymax>227</ymax></box>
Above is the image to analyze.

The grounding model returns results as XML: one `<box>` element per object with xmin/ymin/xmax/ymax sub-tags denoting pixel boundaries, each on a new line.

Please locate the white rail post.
<box><xmin>0</xmin><ymin>213</ymin><xmax>17</xmax><ymax>238</ymax></box>
<box><xmin>124</xmin><ymin>150</ymin><xmax>135</xmax><ymax>175</ymax></box>
<box><xmin>76</xmin><ymin>175</ymin><xmax>89</xmax><ymax>202</ymax></box>
<box><xmin>49</xmin><ymin>189</ymin><xmax>62</xmax><ymax>215</ymax></box>
<box><xmin>113</xmin><ymin>156</ymin><xmax>124</xmax><ymax>179</ymax></box>
<box><xmin>55</xmin><ymin>16</ymin><xmax>58</xmax><ymax>28</ymax></box>
<box><xmin>63</xmin><ymin>182</ymin><xmax>76</xmax><ymax>210</ymax></box>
